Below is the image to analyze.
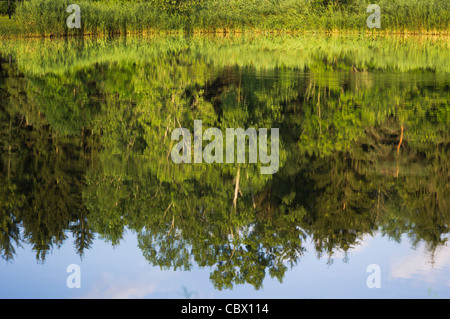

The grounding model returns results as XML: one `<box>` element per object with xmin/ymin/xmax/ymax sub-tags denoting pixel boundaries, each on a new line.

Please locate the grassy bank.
<box><xmin>1</xmin><ymin>0</ymin><xmax>450</xmax><ymax>37</ymax></box>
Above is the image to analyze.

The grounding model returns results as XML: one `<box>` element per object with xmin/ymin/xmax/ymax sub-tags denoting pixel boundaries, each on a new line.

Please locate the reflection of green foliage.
<box><xmin>30</xmin><ymin>72</ymin><xmax>102</xmax><ymax>135</ymax></box>
<box><xmin>0</xmin><ymin>182</ymin><xmax>24</xmax><ymax>261</ymax></box>
<box><xmin>2</xmin><ymin>35</ymin><xmax>450</xmax><ymax>75</ymax></box>
<box><xmin>0</xmin><ymin>35</ymin><xmax>449</xmax><ymax>289</ymax></box>
<box><xmin>0</xmin><ymin>56</ymin><xmax>97</xmax><ymax>261</ymax></box>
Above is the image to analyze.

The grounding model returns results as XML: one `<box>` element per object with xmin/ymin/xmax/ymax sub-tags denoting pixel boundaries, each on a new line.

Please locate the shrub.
<box><xmin>0</xmin><ymin>0</ymin><xmax>17</xmax><ymax>15</ymax></box>
<box><xmin>147</xmin><ymin>0</ymin><xmax>204</xmax><ymax>15</ymax></box>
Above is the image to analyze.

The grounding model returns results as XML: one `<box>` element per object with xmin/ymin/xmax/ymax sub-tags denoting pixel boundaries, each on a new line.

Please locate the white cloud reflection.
<box><xmin>80</xmin><ymin>271</ymin><xmax>159</xmax><ymax>299</ymax></box>
<box><xmin>390</xmin><ymin>242</ymin><xmax>450</xmax><ymax>286</ymax></box>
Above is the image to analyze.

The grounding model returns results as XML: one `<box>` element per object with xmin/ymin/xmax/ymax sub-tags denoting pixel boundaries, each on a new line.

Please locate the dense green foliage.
<box><xmin>0</xmin><ymin>35</ymin><xmax>449</xmax><ymax>289</ymax></box>
<box><xmin>147</xmin><ymin>0</ymin><xmax>204</xmax><ymax>14</ymax></box>
<box><xmin>3</xmin><ymin>0</ymin><xmax>449</xmax><ymax>36</ymax></box>
<box><xmin>0</xmin><ymin>0</ymin><xmax>17</xmax><ymax>16</ymax></box>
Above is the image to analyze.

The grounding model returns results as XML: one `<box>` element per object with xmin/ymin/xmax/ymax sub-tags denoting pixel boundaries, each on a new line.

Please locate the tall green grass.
<box><xmin>196</xmin><ymin>0</ymin><xmax>450</xmax><ymax>32</ymax></box>
<box><xmin>14</xmin><ymin>0</ymin><xmax>185</xmax><ymax>36</ymax></box>
<box><xmin>9</xmin><ymin>0</ymin><xmax>450</xmax><ymax>36</ymax></box>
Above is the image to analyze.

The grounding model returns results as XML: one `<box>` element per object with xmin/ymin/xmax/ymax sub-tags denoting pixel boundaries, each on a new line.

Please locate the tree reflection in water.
<box><xmin>0</xmin><ymin>35</ymin><xmax>448</xmax><ymax>289</ymax></box>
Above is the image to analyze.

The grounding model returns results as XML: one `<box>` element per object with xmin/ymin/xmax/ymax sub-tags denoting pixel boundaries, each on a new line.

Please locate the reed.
<box><xmin>5</xmin><ymin>0</ymin><xmax>450</xmax><ymax>37</ymax></box>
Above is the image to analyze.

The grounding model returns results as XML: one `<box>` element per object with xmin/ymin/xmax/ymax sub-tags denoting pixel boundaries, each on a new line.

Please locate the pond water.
<box><xmin>0</xmin><ymin>35</ymin><xmax>449</xmax><ymax>299</ymax></box>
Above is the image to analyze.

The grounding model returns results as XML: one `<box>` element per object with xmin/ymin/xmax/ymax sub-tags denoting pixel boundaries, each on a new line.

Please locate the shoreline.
<box><xmin>2</xmin><ymin>27</ymin><xmax>450</xmax><ymax>40</ymax></box>
<box><xmin>2</xmin><ymin>15</ymin><xmax>450</xmax><ymax>40</ymax></box>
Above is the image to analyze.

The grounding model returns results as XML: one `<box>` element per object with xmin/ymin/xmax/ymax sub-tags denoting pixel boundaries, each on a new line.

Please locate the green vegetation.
<box><xmin>0</xmin><ymin>35</ymin><xmax>448</xmax><ymax>288</ymax></box>
<box><xmin>0</xmin><ymin>0</ymin><xmax>17</xmax><ymax>16</ymax></box>
<box><xmin>2</xmin><ymin>34</ymin><xmax>450</xmax><ymax>74</ymax></box>
<box><xmin>0</xmin><ymin>0</ymin><xmax>449</xmax><ymax>37</ymax></box>
<box><xmin>0</xmin><ymin>15</ymin><xmax>21</xmax><ymax>37</ymax></box>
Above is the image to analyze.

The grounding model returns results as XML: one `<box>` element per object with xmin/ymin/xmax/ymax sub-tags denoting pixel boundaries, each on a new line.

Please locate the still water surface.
<box><xmin>0</xmin><ymin>35</ymin><xmax>449</xmax><ymax>298</ymax></box>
